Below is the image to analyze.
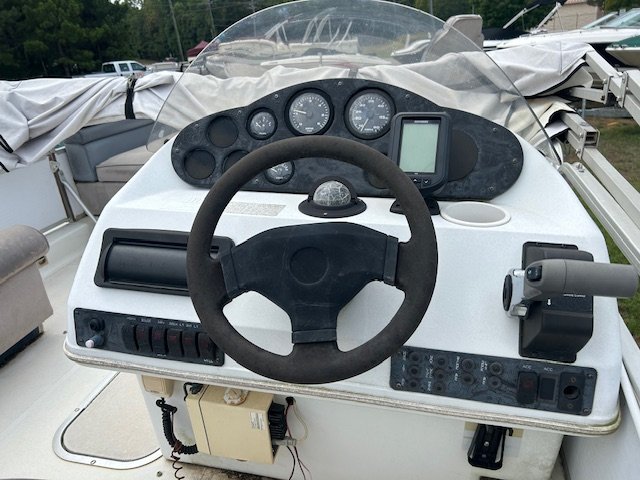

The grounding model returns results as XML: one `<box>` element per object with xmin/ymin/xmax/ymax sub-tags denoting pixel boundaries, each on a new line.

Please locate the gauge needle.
<box><xmin>360</xmin><ymin>118</ymin><xmax>369</xmax><ymax>131</ymax></box>
<box><xmin>293</xmin><ymin>109</ymin><xmax>307</xmax><ymax>115</ymax></box>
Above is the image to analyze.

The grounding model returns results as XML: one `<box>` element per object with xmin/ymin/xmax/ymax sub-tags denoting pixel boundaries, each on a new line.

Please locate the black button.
<box><xmin>539</xmin><ymin>377</ymin><xmax>556</xmax><ymax>401</ymax></box>
<box><xmin>166</xmin><ymin>329</ymin><xmax>183</xmax><ymax>357</ymax></box>
<box><xmin>517</xmin><ymin>371</ymin><xmax>538</xmax><ymax>404</ymax></box>
<box><xmin>182</xmin><ymin>330</ymin><xmax>199</xmax><ymax>358</ymax></box>
<box><xmin>122</xmin><ymin>324</ymin><xmax>137</xmax><ymax>351</ymax></box>
<box><xmin>526</xmin><ymin>265</ymin><xmax>543</xmax><ymax>281</ymax></box>
<box><xmin>135</xmin><ymin>325</ymin><xmax>152</xmax><ymax>353</ymax></box>
<box><xmin>151</xmin><ymin>327</ymin><xmax>167</xmax><ymax>355</ymax></box>
<box><xmin>197</xmin><ymin>332</ymin><xmax>217</xmax><ymax>361</ymax></box>
<box><xmin>461</xmin><ymin>358</ymin><xmax>475</xmax><ymax>372</ymax></box>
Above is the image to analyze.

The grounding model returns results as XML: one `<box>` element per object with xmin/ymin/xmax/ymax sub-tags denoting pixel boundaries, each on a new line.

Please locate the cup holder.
<box><xmin>441</xmin><ymin>202</ymin><xmax>510</xmax><ymax>228</ymax></box>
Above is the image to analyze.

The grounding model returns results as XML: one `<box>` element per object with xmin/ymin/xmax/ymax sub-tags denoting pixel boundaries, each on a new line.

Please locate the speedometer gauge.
<box><xmin>346</xmin><ymin>90</ymin><xmax>394</xmax><ymax>139</ymax></box>
<box><xmin>287</xmin><ymin>91</ymin><xmax>332</xmax><ymax>135</ymax></box>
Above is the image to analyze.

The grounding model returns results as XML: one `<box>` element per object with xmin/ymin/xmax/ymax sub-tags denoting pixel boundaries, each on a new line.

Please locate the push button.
<box><xmin>197</xmin><ymin>332</ymin><xmax>217</xmax><ymax>362</ymax></box>
<box><xmin>182</xmin><ymin>330</ymin><xmax>199</xmax><ymax>358</ymax></box>
<box><xmin>135</xmin><ymin>325</ymin><xmax>152</xmax><ymax>353</ymax></box>
<box><xmin>166</xmin><ymin>329</ymin><xmax>183</xmax><ymax>357</ymax></box>
<box><xmin>517</xmin><ymin>371</ymin><xmax>538</xmax><ymax>405</ymax></box>
<box><xmin>151</xmin><ymin>326</ymin><xmax>167</xmax><ymax>355</ymax></box>
<box><xmin>121</xmin><ymin>324</ymin><xmax>137</xmax><ymax>351</ymax></box>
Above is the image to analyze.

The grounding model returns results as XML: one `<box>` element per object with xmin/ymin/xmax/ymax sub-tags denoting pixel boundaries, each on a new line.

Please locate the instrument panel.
<box><xmin>171</xmin><ymin>79</ymin><xmax>524</xmax><ymax>200</ymax></box>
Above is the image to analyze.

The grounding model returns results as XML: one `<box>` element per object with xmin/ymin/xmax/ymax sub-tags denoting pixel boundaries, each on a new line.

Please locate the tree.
<box><xmin>604</xmin><ymin>0</ymin><xmax>640</xmax><ymax>10</ymax></box>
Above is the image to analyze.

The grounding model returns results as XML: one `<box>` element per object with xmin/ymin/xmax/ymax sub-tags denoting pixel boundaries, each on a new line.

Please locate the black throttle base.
<box><xmin>467</xmin><ymin>424</ymin><xmax>512</xmax><ymax>471</ymax></box>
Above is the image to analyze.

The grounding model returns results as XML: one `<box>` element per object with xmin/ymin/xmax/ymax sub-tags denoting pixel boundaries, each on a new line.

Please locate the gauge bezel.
<box><xmin>247</xmin><ymin>108</ymin><xmax>277</xmax><ymax>140</ymax></box>
<box><xmin>264</xmin><ymin>161</ymin><xmax>295</xmax><ymax>185</ymax></box>
<box><xmin>285</xmin><ymin>89</ymin><xmax>333</xmax><ymax>136</ymax></box>
<box><xmin>345</xmin><ymin>89</ymin><xmax>395</xmax><ymax>140</ymax></box>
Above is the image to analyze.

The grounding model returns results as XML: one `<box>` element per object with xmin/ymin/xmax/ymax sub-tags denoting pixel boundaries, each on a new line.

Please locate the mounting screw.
<box><xmin>157</xmin><ymin>472</ymin><xmax>163</xmax><ymax>477</ymax></box>
<box><xmin>582</xmin><ymin>408</ymin><xmax>591</xmax><ymax>414</ymax></box>
<box><xmin>395</xmin><ymin>382</ymin><xmax>402</xmax><ymax>388</ymax></box>
<box><xmin>274</xmin><ymin>94</ymin><xmax>279</xmax><ymax>99</ymax></box>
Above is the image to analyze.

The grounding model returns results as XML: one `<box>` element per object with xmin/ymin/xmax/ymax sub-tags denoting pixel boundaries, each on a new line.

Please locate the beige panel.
<box><xmin>186</xmin><ymin>386</ymin><xmax>274</xmax><ymax>464</ymax></box>
<box><xmin>141</xmin><ymin>376</ymin><xmax>174</xmax><ymax>397</ymax></box>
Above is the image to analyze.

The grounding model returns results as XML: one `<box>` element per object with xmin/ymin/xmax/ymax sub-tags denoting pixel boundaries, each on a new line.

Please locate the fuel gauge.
<box><xmin>248</xmin><ymin>110</ymin><xmax>277</xmax><ymax>139</ymax></box>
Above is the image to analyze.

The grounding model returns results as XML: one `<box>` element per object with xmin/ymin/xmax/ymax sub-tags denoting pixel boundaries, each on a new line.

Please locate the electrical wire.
<box><xmin>285</xmin><ymin>399</ymin><xmax>312</xmax><ymax>480</ymax></box>
<box><xmin>292</xmin><ymin>402</ymin><xmax>309</xmax><ymax>442</ymax></box>
<box><xmin>287</xmin><ymin>446</ymin><xmax>296</xmax><ymax>480</ymax></box>
<box><xmin>171</xmin><ymin>443</ymin><xmax>186</xmax><ymax>480</ymax></box>
<box><xmin>293</xmin><ymin>446</ymin><xmax>309</xmax><ymax>480</ymax></box>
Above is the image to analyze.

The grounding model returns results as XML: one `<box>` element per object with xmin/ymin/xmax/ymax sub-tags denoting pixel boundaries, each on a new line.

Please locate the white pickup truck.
<box><xmin>85</xmin><ymin>61</ymin><xmax>147</xmax><ymax>78</ymax></box>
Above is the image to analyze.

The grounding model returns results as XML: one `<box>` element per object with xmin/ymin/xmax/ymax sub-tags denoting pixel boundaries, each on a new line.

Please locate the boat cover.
<box><xmin>0</xmin><ymin>42</ymin><xmax>592</xmax><ymax>171</ymax></box>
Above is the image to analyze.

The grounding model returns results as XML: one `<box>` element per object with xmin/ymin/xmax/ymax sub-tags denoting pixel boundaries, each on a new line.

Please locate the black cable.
<box><xmin>287</xmin><ymin>446</ymin><xmax>296</xmax><ymax>480</ymax></box>
<box><xmin>171</xmin><ymin>448</ymin><xmax>186</xmax><ymax>480</ymax></box>
<box><xmin>0</xmin><ymin>161</ymin><xmax>8</xmax><ymax>173</ymax></box>
<box><xmin>156</xmin><ymin>398</ymin><xmax>198</xmax><ymax>455</ymax></box>
<box><xmin>294</xmin><ymin>446</ymin><xmax>308</xmax><ymax>480</ymax></box>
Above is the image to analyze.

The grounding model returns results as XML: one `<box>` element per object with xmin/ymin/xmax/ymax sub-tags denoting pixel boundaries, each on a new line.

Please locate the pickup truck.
<box><xmin>85</xmin><ymin>61</ymin><xmax>147</xmax><ymax>78</ymax></box>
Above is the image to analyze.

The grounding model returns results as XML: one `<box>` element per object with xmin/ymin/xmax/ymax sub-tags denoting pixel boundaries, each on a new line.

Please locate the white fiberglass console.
<box><xmin>65</xmin><ymin>2</ymin><xmax>634</xmax><ymax>479</ymax></box>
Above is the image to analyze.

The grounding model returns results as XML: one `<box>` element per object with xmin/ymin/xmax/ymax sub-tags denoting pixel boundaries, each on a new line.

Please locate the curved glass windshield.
<box><xmin>149</xmin><ymin>0</ymin><xmax>551</xmax><ymax>157</ymax></box>
<box><xmin>600</xmin><ymin>8</ymin><xmax>640</xmax><ymax>28</ymax></box>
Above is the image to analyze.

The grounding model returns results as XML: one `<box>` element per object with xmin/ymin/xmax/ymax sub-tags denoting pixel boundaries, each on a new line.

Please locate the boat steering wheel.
<box><xmin>187</xmin><ymin>136</ymin><xmax>437</xmax><ymax>384</ymax></box>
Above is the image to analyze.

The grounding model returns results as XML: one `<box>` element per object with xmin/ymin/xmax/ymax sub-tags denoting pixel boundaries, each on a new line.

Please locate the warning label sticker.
<box><xmin>250</xmin><ymin>412</ymin><xmax>266</xmax><ymax>430</ymax></box>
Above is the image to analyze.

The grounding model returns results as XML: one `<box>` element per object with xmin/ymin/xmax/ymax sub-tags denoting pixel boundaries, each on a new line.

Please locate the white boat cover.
<box><xmin>0</xmin><ymin>42</ymin><xmax>592</xmax><ymax>171</ymax></box>
<box><xmin>0</xmin><ymin>73</ymin><xmax>179</xmax><ymax>171</ymax></box>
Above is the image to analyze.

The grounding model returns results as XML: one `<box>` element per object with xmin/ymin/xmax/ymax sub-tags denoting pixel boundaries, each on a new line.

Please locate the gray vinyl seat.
<box><xmin>64</xmin><ymin>119</ymin><xmax>154</xmax><ymax>215</ymax></box>
<box><xmin>0</xmin><ymin>225</ymin><xmax>52</xmax><ymax>364</ymax></box>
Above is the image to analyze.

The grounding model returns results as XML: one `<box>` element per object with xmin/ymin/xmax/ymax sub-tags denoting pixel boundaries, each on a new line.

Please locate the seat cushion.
<box><xmin>0</xmin><ymin>225</ymin><xmax>49</xmax><ymax>285</ymax></box>
<box><xmin>96</xmin><ymin>145</ymin><xmax>153</xmax><ymax>183</ymax></box>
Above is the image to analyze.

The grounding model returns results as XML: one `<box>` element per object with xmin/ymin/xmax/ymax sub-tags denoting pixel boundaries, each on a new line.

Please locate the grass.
<box><xmin>578</xmin><ymin>116</ymin><xmax>640</xmax><ymax>338</ymax></box>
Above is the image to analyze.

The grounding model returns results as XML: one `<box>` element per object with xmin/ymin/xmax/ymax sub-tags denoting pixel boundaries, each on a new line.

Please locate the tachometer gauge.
<box><xmin>287</xmin><ymin>91</ymin><xmax>332</xmax><ymax>135</ymax></box>
<box><xmin>346</xmin><ymin>90</ymin><xmax>394</xmax><ymax>139</ymax></box>
<box><xmin>265</xmin><ymin>162</ymin><xmax>294</xmax><ymax>185</ymax></box>
<box><xmin>248</xmin><ymin>110</ymin><xmax>276</xmax><ymax>139</ymax></box>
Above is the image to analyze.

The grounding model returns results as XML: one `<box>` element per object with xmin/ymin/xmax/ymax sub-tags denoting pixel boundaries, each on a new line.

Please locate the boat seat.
<box><xmin>64</xmin><ymin>119</ymin><xmax>154</xmax><ymax>215</ymax></box>
<box><xmin>423</xmin><ymin>14</ymin><xmax>485</xmax><ymax>61</ymax></box>
<box><xmin>0</xmin><ymin>225</ymin><xmax>52</xmax><ymax>365</ymax></box>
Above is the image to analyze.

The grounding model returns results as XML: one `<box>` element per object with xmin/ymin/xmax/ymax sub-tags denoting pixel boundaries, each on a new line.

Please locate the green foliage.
<box><xmin>605</xmin><ymin>0</ymin><xmax>640</xmax><ymax>11</ymax></box>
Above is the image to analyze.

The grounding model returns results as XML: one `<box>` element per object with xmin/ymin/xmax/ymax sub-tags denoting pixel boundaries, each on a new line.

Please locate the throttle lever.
<box><xmin>504</xmin><ymin>259</ymin><xmax>638</xmax><ymax>317</ymax></box>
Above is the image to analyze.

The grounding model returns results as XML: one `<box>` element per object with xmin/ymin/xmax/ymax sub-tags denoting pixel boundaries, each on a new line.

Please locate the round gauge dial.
<box><xmin>288</xmin><ymin>91</ymin><xmax>332</xmax><ymax>135</ymax></box>
<box><xmin>248</xmin><ymin>110</ymin><xmax>276</xmax><ymax>139</ymax></box>
<box><xmin>346</xmin><ymin>90</ymin><xmax>394</xmax><ymax>139</ymax></box>
<box><xmin>265</xmin><ymin>162</ymin><xmax>294</xmax><ymax>185</ymax></box>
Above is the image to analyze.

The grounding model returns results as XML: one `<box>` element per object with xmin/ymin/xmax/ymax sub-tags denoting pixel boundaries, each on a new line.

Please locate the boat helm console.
<box><xmin>65</xmin><ymin>1</ymin><xmax>638</xmax><ymax>479</ymax></box>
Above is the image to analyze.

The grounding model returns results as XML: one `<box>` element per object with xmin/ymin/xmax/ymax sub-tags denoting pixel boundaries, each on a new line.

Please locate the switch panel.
<box><xmin>390</xmin><ymin>347</ymin><xmax>596</xmax><ymax>415</ymax></box>
<box><xmin>74</xmin><ymin>308</ymin><xmax>224</xmax><ymax>366</ymax></box>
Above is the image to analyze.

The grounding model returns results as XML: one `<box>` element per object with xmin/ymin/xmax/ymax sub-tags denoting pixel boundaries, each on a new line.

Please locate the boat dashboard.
<box><xmin>171</xmin><ymin>78</ymin><xmax>523</xmax><ymax>200</ymax></box>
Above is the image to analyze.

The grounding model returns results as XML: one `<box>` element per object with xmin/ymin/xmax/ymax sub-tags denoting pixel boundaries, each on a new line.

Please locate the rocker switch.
<box><xmin>517</xmin><ymin>372</ymin><xmax>538</xmax><ymax>405</ymax></box>
<box><xmin>182</xmin><ymin>330</ymin><xmax>199</xmax><ymax>358</ymax></box>
<box><xmin>135</xmin><ymin>325</ymin><xmax>152</xmax><ymax>353</ymax></box>
<box><xmin>151</xmin><ymin>327</ymin><xmax>167</xmax><ymax>355</ymax></box>
<box><xmin>197</xmin><ymin>332</ymin><xmax>217</xmax><ymax>361</ymax></box>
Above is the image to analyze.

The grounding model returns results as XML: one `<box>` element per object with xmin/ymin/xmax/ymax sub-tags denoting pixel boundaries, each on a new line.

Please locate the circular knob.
<box><xmin>89</xmin><ymin>318</ymin><xmax>105</xmax><ymax>331</ymax></box>
<box><xmin>85</xmin><ymin>334</ymin><xmax>104</xmax><ymax>348</ymax></box>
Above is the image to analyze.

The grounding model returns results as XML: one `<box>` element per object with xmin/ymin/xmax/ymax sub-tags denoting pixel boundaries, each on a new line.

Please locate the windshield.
<box><xmin>600</xmin><ymin>8</ymin><xmax>640</xmax><ymax>28</ymax></box>
<box><xmin>149</xmin><ymin>0</ymin><xmax>551</xmax><ymax>156</ymax></box>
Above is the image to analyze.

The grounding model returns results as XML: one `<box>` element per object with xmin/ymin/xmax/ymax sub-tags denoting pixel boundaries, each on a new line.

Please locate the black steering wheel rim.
<box><xmin>187</xmin><ymin>136</ymin><xmax>437</xmax><ymax>384</ymax></box>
